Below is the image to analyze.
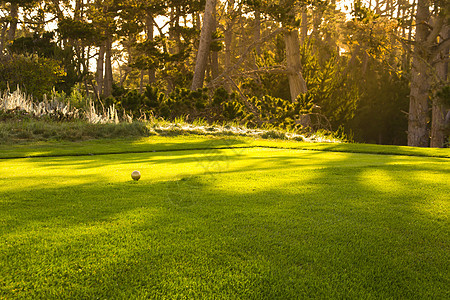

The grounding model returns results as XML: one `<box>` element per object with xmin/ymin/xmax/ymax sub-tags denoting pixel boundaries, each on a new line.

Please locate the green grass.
<box><xmin>0</xmin><ymin>119</ymin><xmax>153</xmax><ymax>144</ymax></box>
<box><xmin>1</xmin><ymin>135</ymin><xmax>449</xmax><ymax>160</ymax></box>
<box><xmin>1</xmin><ymin>137</ymin><xmax>449</xmax><ymax>298</ymax></box>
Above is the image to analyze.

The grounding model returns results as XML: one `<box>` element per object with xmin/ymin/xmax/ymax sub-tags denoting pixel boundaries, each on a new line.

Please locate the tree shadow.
<box><xmin>0</xmin><ymin>137</ymin><xmax>250</xmax><ymax>159</ymax></box>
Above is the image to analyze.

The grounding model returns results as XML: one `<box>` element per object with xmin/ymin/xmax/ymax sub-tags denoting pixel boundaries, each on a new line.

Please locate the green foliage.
<box><xmin>0</xmin><ymin>54</ymin><xmax>65</xmax><ymax>100</ymax></box>
<box><xmin>352</xmin><ymin>0</ymin><xmax>379</xmax><ymax>22</ymax></box>
<box><xmin>132</xmin><ymin>39</ymin><xmax>166</xmax><ymax>70</ymax></box>
<box><xmin>260</xmin><ymin>129</ymin><xmax>286</xmax><ymax>139</ymax></box>
<box><xmin>210</xmin><ymin>30</ymin><xmax>224</xmax><ymax>52</ymax></box>
<box><xmin>243</xmin><ymin>39</ymin><xmax>359</xmax><ymax>132</ymax></box>
<box><xmin>51</xmin><ymin>86</ymin><xmax>89</xmax><ymax>109</ymax></box>
<box><xmin>8</xmin><ymin>31</ymin><xmax>81</xmax><ymax>95</ymax></box>
<box><xmin>251</xmin><ymin>95</ymin><xmax>293</xmax><ymax>125</ymax></box>
<box><xmin>144</xmin><ymin>86</ymin><xmax>165</xmax><ymax>109</ymax></box>
<box><xmin>242</xmin><ymin>73</ymin><xmax>291</xmax><ymax>100</ymax></box>
<box><xmin>0</xmin><ymin>107</ymin><xmax>33</xmax><ymax>122</ymax></box>
<box><xmin>102</xmin><ymin>82</ymin><xmax>340</xmax><ymax>134</ymax></box>
<box><xmin>119</xmin><ymin>90</ymin><xmax>147</xmax><ymax>112</ymax></box>
<box><xmin>57</xmin><ymin>18</ymin><xmax>100</xmax><ymax>44</ymax></box>
<box><xmin>211</xmin><ymin>88</ymin><xmax>245</xmax><ymax>121</ymax></box>
<box><xmin>163</xmin><ymin>87</ymin><xmax>209</xmax><ymax>120</ymax></box>
<box><xmin>300</xmin><ymin>44</ymin><xmax>359</xmax><ymax>127</ymax></box>
<box><xmin>9</xmin><ymin>32</ymin><xmax>58</xmax><ymax>58</ymax></box>
<box><xmin>107</xmin><ymin>85</ymin><xmax>210</xmax><ymax>121</ymax></box>
<box><xmin>332</xmin><ymin>125</ymin><xmax>353</xmax><ymax>142</ymax></box>
<box><xmin>221</xmin><ymin>101</ymin><xmax>246</xmax><ymax>120</ymax></box>
<box><xmin>340</xmin><ymin>9</ymin><xmax>410</xmax><ymax>145</ymax></box>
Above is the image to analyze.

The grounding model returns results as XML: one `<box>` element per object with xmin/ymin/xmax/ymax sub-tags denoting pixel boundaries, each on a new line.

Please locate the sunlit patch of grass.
<box><xmin>359</xmin><ymin>168</ymin><xmax>404</xmax><ymax>194</ymax></box>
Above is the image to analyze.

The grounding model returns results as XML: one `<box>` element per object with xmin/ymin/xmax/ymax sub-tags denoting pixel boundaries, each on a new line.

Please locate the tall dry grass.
<box><xmin>0</xmin><ymin>87</ymin><xmax>128</xmax><ymax>124</ymax></box>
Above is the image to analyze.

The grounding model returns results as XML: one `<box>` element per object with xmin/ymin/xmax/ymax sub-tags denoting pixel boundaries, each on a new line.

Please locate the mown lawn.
<box><xmin>0</xmin><ymin>137</ymin><xmax>449</xmax><ymax>299</ymax></box>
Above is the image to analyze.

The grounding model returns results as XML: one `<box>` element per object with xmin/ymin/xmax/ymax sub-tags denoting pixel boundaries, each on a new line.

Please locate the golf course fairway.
<box><xmin>0</xmin><ymin>137</ymin><xmax>449</xmax><ymax>298</ymax></box>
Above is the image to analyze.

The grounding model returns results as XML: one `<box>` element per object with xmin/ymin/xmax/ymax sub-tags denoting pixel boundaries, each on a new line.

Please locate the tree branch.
<box><xmin>393</xmin><ymin>34</ymin><xmax>414</xmax><ymax>51</ymax></box>
<box><xmin>233</xmin><ymin>66</ymin><xmax>287</xmax><ymax>76</ymax></box>
<box><xmin>225</xmin><ymin>75</ymin><xmax>262</xmax><ymax>125</ymax></box>
<box><xmin>208</xmin><ymin>28</ymin><xmax>284</xmax><ymax>88</ymax></box>
<box><xmin>426</xmin><ymin>16</ymin><xmax>444</xmax><ymax>45</ymax></box>
<box><xmin>432</xmin><ymin>37</ymin><xmax>450</xmax><ymax>56</ymax></box>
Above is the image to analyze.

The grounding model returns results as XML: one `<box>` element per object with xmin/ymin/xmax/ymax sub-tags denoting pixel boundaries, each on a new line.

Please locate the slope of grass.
<box><xmin>0</xmin><ymin>143</ymin><xmax>449</xmax><ymax>298</ymax></box>
<box><xmin>1</xmin><ymin>135</ymin><xmax>449</xmax><ymax>160</ymax></box>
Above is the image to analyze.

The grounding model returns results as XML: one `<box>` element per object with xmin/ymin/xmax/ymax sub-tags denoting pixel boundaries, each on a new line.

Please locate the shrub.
<box><xmin>0</xmin><ymin>54</ymin><xmax>66</xmax><ymax>100</ymax></box>
<box><xmin>260</xmin><ymin>130</ymin><xmax>287</xmax><ymax>140</ymax></box>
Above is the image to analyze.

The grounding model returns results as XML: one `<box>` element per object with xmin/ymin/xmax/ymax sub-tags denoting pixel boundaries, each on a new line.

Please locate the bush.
<box><xmin>0</xmin><ymin>54</ymin><xmax>66</xmax><ymax>100</ymax></box>
<box><xmin>260</xmin><ymin>130</ymin><xmax>287</xmax><ymax>140</ymax></box>
<box><xmin>95</xmin><ymin>85</ymin><xmax>332</xmax><ymax>135</ymax></box>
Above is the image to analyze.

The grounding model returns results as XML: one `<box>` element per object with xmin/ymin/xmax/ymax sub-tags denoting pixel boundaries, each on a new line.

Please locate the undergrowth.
<box><xmin>0</xmin><ymin>88</ymin><xmax>344</xmax><ymax>144</ymax></box>
<box><xmin>0</xmin><ymin>117</ymin><xmax>345</xmax><ymax>145</ymax></box>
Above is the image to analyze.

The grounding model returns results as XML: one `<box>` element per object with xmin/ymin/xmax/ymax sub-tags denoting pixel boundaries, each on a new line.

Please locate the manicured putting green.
<box><xmin>0</xmin><ymin>140</ymin><xmax>449</xmax><ymax>298</ymax></box>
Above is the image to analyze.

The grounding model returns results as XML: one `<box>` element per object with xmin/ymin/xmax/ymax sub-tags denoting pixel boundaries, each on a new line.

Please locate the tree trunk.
<box><xmin>210</xmin><ymin>2</ymin><xmax>219</xmax><ymax>79</ymax></box>
<box><xmin>191</xmin><ymin>0</ymin><xmax>216</xmax><ymax>90</ymax></box>
<box><xmin>284</xmin><ymin>28</ymin><xmax>307</xmax><ymax>101</ymax></box>
<box><xmin>169</xmin><ymin>7</ymin><xmax>181</xmax><ymax>54</ymax></box>
<box><xmin>0</xmin><ymin>23</ymin><xmax>8</xmax><ymax>54</ymax></box>
<box><xmin>74</xmin><ymin>0</ymin><xmax>82</xmax><ymax>21</ymax></box>
<box><xmin>408</xmin><ymin>0</ymin><xmax>430</xmax><ymax>147</ymax></box>
<box><xmin>254</xmin><ymin>8</ymin><xmax>261</xmax><ymax>56</ymax></box>
<box><xmin>51</xmin><ymin>0</ymin><xmax>64</xmax><ymax>19</ymax></box>
<box><xmin>210</xmin><ymin>52</ymin><xmax>219</xmax><ymax>80</ymax></box>
<box><xmin>195</xmin><ymin>11</ymin><xmax>201</xmax><ymax>31</ymax></box>
<box><xmin>103</xmin><ymin>35</ymin><xmax>113</xmax><ymax>97</ymax></box>
<box><xmin>224</xmin><ymin>0</ymin><xmax>235</xmax><ymax>68</ymax></box>
<box><xmin>300</xmin><ymin>9</ymin><xmax>308</xmax><ymax>43</ymax></box>
<box><xmin>96</xmin><ymin>43</ymin><xmax>105</xmax><ymax>97</ymax></box>
<box><xmin>7</xmin><ymin>2</ymin><xmax>19</xmax><ymax>42</ymax></box>
<box><xmin>146</xmin><ymin>13</ymin><xmax>156</xmax><ymax>84</ymax></box>
<box><xmin>224</xmin><ymin>24</ymin><xmax>233</xmax><ymax>66</ymax></box>
<box><xmin>404</xmin><ymin>0</ymin><xmax>416</xmax><ymax>71</ymax></box>
<box><xmin>430</xmin><ymin>27</ymin><xmax>449</xmax><ymax>148</ymax></box>
<box><xmin>139</xmin><ymin>70</ymin><xmax>145</xmax><ymax>94</ymax></box>
<box><xmin>223</xmin><ymin>0</ymin><xmax>235</xmax><ymax>91</ymax></box>
<box><xmin>430</xmin><ymin>95</ymin><xmax>446</xmax><ymax>148</ymax></box>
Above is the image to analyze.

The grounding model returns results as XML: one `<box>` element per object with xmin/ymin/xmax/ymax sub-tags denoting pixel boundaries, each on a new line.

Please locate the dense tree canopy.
<box><xmin>0</xmin><ymin>0</ymin><xmax>448</xmax><ymax>146</ymax></box>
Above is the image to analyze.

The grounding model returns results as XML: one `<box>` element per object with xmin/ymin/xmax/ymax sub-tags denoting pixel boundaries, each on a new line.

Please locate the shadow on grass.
<box><xmin>0</xmin><ymin>148</ymin><xmax>449</xmax><ymax>299</ymax></box>
<box><xmin>0</xmin><ymin>136</ymin><xmax>251</xmax><ymax>159</ymax></box>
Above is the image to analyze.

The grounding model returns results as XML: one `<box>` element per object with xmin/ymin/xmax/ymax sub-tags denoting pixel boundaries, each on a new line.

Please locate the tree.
<box><xmin>430</xmin><ymin>26</ymin><xmax>449</xmax><ymax>147</ymax></box>
<box><xmin>284</xmin><ymin>26</ymin><xmax>308</xmax><ymax>100</ymax></box>
<box><xmin>0</xmin><ymin>0</ymin><xmax>36</xmax><ymax>54</ymax></box>
<box><xmin>408</xmin><ymin>0</ymin><xmax>449</xmax><ymax>147</ymax></box>
<box><xmin>191</xmin><ymin>0</ymin><xmax>217</xmax><ymax>90</ymax></box>
<box><xmin>408</xmin><ymin>0</ymin><xmax>431</xmax><ymax>147</ymax></box>
<box><xmin>0</xmin><ymin>54</ymin><xmax>65</xmax><ymax>99</ymax></box>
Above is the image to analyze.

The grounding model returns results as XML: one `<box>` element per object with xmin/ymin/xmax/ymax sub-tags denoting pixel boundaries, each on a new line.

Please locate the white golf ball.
<box><xmin>131</xmin><ymin>170</ymin><xmax>141</xmax><ymax>181</ymax></box>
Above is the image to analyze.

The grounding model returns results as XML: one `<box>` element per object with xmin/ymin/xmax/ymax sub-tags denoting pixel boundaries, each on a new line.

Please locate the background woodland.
<box><xmin>0</xmin><ymin>0</ymin><xmax>449</xmax><ymax>147</ymax></box>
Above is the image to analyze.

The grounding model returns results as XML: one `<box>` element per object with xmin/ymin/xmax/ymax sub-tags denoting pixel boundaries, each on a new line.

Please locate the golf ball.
<box><xmin>131</xmin><ymin>170</ymin><xmax>141</xmax><ymax>181</ymax></box>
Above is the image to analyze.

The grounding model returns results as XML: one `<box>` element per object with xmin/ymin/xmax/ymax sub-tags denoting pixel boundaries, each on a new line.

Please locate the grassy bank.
<box><xmin>1</xmin><ymin>135</ymin><xmax>449</xmax><ymax>160</ymax></box>
<box><xmin>1</xmin><ymin>89</ymin><xmax>338</xmax><ymax>146</ymax></box>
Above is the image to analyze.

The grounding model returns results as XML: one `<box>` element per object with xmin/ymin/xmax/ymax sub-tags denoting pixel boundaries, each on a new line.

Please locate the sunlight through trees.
<box><xmin>0</xmin><ymin>0</ymin><xmax>448</xmax><ymax>147</ymax></box>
